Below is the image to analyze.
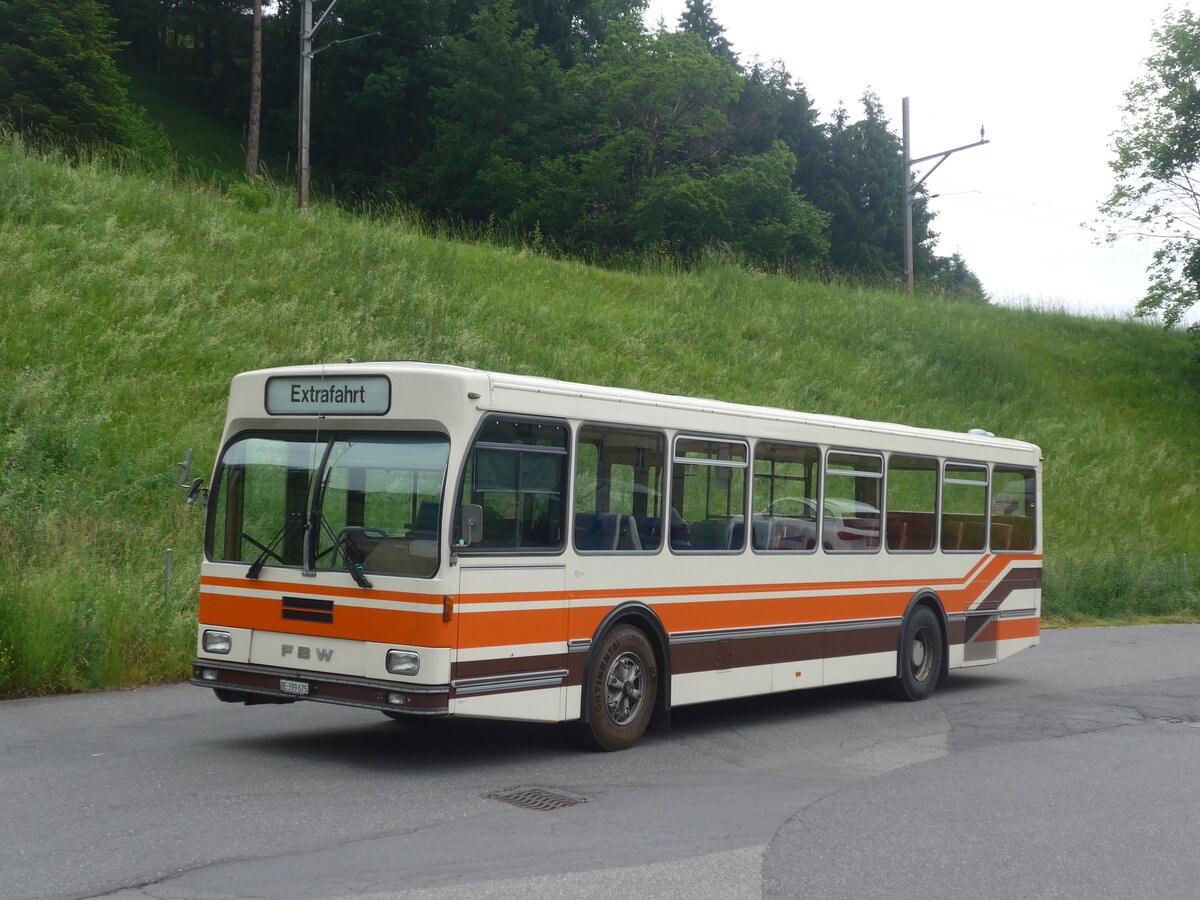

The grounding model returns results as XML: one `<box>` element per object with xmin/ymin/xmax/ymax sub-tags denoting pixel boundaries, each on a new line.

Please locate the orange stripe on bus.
<box><xmin>200</xmin><ymin>557</ymin><xmax>1040</xmax><ymax>649</ymax></box>
<box><xmin>996</xmin><ymin>616</ymin><xmax>1040</xmax><ymax>641</ymax></box>
<box><xmin>199</xmin><ymin>592</ymin><xmax>455</xmax><ymax>645</ymax></box>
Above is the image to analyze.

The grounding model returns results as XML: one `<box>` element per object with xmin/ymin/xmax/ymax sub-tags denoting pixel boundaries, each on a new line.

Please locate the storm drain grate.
<box><xmin>1161</xmin><ymin>717</ymin><xmax>1200</xmax><ymax>728</ymax></box>
<box><xmin>486</xmin><ymin>787</ymin><xmax>587</xmax><ymax>811</ymax></box>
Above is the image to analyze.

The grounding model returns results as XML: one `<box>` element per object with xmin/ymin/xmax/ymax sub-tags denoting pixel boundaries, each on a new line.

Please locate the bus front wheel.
<box><xmin>581</xmin><ymin>625</ymin><xmax>658</xmax><ymax>751</ymax></box>
<box><xmin>889</xmin><ymin>605</ymin><xmax>943</xmax><ymax>701</ymax></box>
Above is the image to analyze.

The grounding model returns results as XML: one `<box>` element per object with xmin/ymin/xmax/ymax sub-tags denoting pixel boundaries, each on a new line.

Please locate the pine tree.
<box><xmin>677</xmin><ymin>0</ymin><xmax>734</xmax><ymax>63</ymax></box>
<box><xmin>0</xmin><ymin>0</ymin><xmax>136</xmax><ymax>145</ymax></box>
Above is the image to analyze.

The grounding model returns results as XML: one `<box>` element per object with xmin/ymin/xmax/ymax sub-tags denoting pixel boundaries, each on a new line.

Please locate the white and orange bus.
<box><xmin>186</xmin><ymin>362</ymin><xmax>1042</xmax><ymax>750</ymax></box>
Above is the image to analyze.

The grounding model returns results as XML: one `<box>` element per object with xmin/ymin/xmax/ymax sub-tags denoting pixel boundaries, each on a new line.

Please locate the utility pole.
<box><xmin>297</xmin><ymin>0</ymin><xmax>318</xmax><ymax>212</ymax></box>
<box><xmin>902</xmin><ymin>97</ymin><xmax>989</xmax><ymax>294</ymax></box>
<box><xmin>297</xmin><ymin>0</ymin><xmax>378</xmax><ymax>212</ymax></box>
<box><xmin>245</xmin><ymin>0</ymin><xmax>262</xmax><ymax>179</ymax></box>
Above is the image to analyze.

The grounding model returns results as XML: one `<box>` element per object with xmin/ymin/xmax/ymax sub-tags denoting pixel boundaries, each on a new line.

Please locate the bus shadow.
<box><xmin>205</xmin><ymin>671</ymin><xmax>1028</xmax><ymax>770</ymax></box>
<box><xmin>209</xmin><ymin>712</ymin><xmax>583</xmax><ymax>769</ymax></box>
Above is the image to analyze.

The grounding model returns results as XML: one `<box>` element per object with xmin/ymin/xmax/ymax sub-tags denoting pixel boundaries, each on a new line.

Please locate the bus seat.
<box><xmin>575</xmin><ymin>512</ymin><xmax>619</xmax><ymax>550</ymax></box>
<box><xmin>617</xmin><ymin>515</ymin><xmax>643</xmax><ymax>551</ymax></box>
<box><xmin>960</xmin><ymin>521</ymin><xmax>985</xmax><ymax>551</ymax></box>
<box><xmin>752</xmin><ymin>516</ymin><xmax>773</xmax><ymax>550</ymax></box>
<box><xmin>729</xmin><ymin>518</ymin><xmax>745</xmax><ymax>550</ymax></box>
<box><xmin>990</xmin><ymin>522</ymin><xmax>1013</xmax><ymax>550</ymax></box>
<box><xmin>690</xmin><ymin>519</ymin><xmax>731</xmax><ymax>550</ymax></box>
<box><xmin>407</xmin><ymin>500</ymin><xmax>440</xmax><ymax>540</ymax></box>
<box><xmin>941</xmin><ymin>519</ymin><xmax>963</xmax><ymax>550</ymax></box>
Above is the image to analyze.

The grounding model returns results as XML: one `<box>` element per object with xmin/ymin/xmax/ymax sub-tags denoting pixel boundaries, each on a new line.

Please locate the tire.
<box><xmin>581</xmin><ymin>625</ymin><xmax>658</xmax><ymax>751</ymax></box>
<box><xmin>888</xmin><ymin>605</ymin><xmax>943</xmax><ymax>701</ymax></box>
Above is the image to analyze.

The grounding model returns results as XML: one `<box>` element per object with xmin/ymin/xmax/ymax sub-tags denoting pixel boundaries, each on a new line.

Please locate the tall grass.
<box><xmin>1</xmin><ymin>130</ymin><xmax>1198</xmax><ymax>697</ymax></box>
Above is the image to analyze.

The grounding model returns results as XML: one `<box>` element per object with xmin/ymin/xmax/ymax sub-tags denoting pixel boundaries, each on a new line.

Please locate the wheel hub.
<box><xmin>605</xmin><ymin>652</ymin><xmax>644</xmax><ymax>725</ymax></box>
<box><xmin>910</xmin><ymin>627</ymin><xmax>933</xmax><ymax>682</ymax></box>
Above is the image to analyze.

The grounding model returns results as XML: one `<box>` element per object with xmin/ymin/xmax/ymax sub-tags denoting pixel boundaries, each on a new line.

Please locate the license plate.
<box><xmin>279</xmin><ymin>678</ymin><xmax>310</xmax><ymax>696</ymax></box>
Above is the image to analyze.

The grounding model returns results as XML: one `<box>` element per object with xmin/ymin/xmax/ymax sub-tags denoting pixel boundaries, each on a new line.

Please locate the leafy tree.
<box><xmin>1099</xmin><ymin>7</ymin><xmax>1200</xmax><ymax>332</ymax></box>
<box><xmin>814</xmin><ymin>92</ymin><xmax>936</xmax><ymax>275</ymax></box>
<box><xmin>409</xmin><ymin>0</ymin><xmax>567</xmax><ymax>218</ymax></box>
<box><xmin>0</xmin><ymin>0</ymin><xmax>136</xmax><ymax>145</ymax></box>
<box><xmin>565</xmin><ymin>24</ymin><xmax>740</xmax><ymax>227</ymax></box>
<box><xmin>511</xmin><ymin>0</ymin><xmax>648</xmax><ymax>68</ymax></box>
<box><xmin>515</xmin><ymin>24</ymin><xmax>828</xmax><ymax>266</ymax></box>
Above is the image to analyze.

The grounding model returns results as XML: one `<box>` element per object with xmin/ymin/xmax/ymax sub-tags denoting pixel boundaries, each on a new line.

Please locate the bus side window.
<box><xmin>752</xmin><ymin>441</ymin><xmax>819</xmax><ymax>552</ymax></box>
<box><xmin>991</xmin><ymin>466</ymin><xmax>1037</xmax><ymax>551</ymax></box>
<box><xmin>885</xmin><ymin>455</ymin><xmax>938</xmax><ymax>552</ymax></box>
<box><xmin>823</xmin><ymin>451</ymin><xmax>883</xmax><ymax>552</ymax></box>
<box><xmin>671</xmin><ymin>437</ymin><xmax>748</xmax><ymax>553</ymax></box>
<box><xmin>941</xmin><ymin>462</ymin><xmax>988</xmax><ymax>552</ymax></box>
<box><xmin>457</xmin><ymin>418</ymin><xmax>569</xmax><ymax>551</ymax></box>
<box><xmin>575</xmin><ymin>425</ymin><xmax>665</xmax><ymax>553</ymax></box>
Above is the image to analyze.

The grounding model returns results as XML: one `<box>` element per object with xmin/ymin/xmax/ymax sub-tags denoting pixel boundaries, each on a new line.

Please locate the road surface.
<box><xmin>2</xmin><ymin>625</ymin><xmax>1197</xmax><ymax>899</ymax></box>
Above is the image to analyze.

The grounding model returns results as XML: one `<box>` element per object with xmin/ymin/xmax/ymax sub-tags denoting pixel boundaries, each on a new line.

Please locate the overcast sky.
<box><xmin>643</xmin><ymin>0</ymin><xmax>1186</xmax><ymax>320</ymax></box>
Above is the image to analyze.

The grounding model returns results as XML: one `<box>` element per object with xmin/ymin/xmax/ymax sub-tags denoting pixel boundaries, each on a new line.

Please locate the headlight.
<box><xmin>386</xmin><ymin>649</ymin><xmax>420</xmax><ymax>676</ymax></box>
<box><xmin>202</xmin><ymin>630</ymin><xmax>232</xmax><ymax>654</ymax></box>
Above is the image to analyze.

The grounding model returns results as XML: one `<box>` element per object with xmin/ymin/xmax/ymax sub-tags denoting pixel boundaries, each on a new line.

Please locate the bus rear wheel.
<box><xmin>581</xmin><ymin>625</ymin><xmax>658</xmax><ymax>751</ymax></box>
<box><xmin>889</xmin><ymin>605</ymin><xmax>943</xmax><ymax>701</ymax></box>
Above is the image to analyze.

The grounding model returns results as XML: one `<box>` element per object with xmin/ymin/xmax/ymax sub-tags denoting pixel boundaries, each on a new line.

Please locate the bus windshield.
<box><xmin>207</xmin><ymin>432</ymin><xmax>450</xmax><ymax>578</ymax></box>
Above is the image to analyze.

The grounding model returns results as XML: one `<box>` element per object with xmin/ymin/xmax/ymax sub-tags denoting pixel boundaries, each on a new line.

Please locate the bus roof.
<box><xmin>234</xmin><ymin>361</ymin><xmax>1042</xmax><ymax>457</ymax></box>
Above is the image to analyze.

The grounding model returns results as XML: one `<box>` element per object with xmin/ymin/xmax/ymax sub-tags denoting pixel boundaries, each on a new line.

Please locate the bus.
<box><xmin>185</xmin><ymin>362</ymin><xmax>1042</xmax><ymax>750</ymax></box>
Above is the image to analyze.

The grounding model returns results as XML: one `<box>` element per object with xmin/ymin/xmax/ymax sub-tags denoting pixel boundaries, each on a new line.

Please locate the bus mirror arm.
<box><xmin>185</xmin><ymin>478</ymin><xmax>207</xmax><ymax>507</ymax></box>
<box><xmin>177</xmin><ymin>449</ymin><xmax>208</xmax><ymax>507</ymax></box>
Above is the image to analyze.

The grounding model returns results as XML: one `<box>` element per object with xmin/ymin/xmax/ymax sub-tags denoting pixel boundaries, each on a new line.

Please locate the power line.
<box><xmin>931</xmin><ymin>194</ymin><xmax>1087</xmax><ymax>228</ymax></box>
<box><xmin>925</xmin><ymin>179</ymin><xmax>1095</xmax><ymax>220</ymax></box>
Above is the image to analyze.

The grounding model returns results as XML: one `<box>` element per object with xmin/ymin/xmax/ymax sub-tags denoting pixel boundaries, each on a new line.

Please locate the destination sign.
<box><xmin>265</xmin><ymin>375</ymin><xmax>391</xmax><ymax>415</ymax></box>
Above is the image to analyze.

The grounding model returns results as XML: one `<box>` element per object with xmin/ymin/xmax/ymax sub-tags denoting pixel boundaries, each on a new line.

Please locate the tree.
<box><xmin>411</xmin><ymin>0</ymin><xmax>566</xmax><ymax>218</ymax></box>
<box><xmin>1099</xmin><ymin>7</ymin><xmax>1200</xmax><ymax>332</ymax></box>
<box><xmin>0</xmin><ymin>0</ymin><xmax>136</xmax><ymax>145</ymax></box>
<box><xmin>244</xmin><ymin>0</ymin><xmax>262</xmax><ymax>178</ymax></box>
<box><xmin>534</xmin><ymin>22</ymin><xmax>742</xmax><ymax>249</ymax></box>
<box><xmin>814</xmin><ymin>92</ymin><xmax>936</xmax><ymax>276</ymax></box>
<box><xmin>677</xmin><ymin>0</ymin><xmax>733</xmax><ymax>63</ymax></box>
<box><xmin>927</xmin><ymin>252</ymin><xmax>987</xmax><ymax>302</ymax></box>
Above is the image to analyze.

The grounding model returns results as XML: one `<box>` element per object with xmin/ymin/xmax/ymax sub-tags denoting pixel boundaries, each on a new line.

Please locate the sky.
<box><xmin>643</xmin><ymin>0</ymin><xmax>1185</xmax><ymax>320</ymax></box>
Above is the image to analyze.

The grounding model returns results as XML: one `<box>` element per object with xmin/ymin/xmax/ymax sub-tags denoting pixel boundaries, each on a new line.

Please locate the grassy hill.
<box><xmin>2</xmin><ymin>129</ymin><xmax>1199</xmax><ymax>698</ymax></box>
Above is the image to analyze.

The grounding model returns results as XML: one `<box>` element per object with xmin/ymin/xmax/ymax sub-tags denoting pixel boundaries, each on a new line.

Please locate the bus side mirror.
<box><xmin>177</xmin><ymin>449</ymin><xmax>194</xmax><ymax>486</ymax></box>
<box><xmin>460</xmin><ymin>504</ymin><xmax>483</xmax><ymax>546</ymax></box>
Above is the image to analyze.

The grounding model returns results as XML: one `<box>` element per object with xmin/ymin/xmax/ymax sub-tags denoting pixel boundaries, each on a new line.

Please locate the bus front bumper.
<box><xmin>189</xmin><ymin>660</ymin><xmax>451</xmax><ymax>715</ymax></box>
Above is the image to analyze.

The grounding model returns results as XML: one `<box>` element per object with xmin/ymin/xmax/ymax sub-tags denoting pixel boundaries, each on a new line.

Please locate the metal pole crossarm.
<box><xmin>910</xmin><ymin>138</ymin><xmax>990</xmax><ymax>167</ymax></box>
<box><xmin>902</xmin><ymin>97</ymin><xmax>989</xmax><ymax>296</ymax></box>
<box><xmin>311</xmin><ymin>31</ymin><xmax>382</xmax><ymax>57</ymax></box>
<box><xmin>910</xmin><ymin>138</ymin><xmax>989</xmax><ymax>192</ymax></box>
<box><xmin>308</xmin><ymin>0</ymin><xmax>344</xmax><ymax>40</ymax></box>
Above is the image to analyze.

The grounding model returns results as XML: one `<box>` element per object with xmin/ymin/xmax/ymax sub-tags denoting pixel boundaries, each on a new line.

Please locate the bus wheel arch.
<box><xmin>578</xmin><ymin>603</ymin><xmax>670</xmax><ymax>750</ymax></box>
<box><xmin>889</xmin><ymin>592</ymin><xmax>948</xmax><ymax>701</ymax></box>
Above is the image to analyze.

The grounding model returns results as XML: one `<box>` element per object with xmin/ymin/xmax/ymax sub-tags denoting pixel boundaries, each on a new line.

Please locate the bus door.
<box><xmin>451</xmin><ymin>415</ymin><xmax>571</xmax><ymax>719</ymax></box>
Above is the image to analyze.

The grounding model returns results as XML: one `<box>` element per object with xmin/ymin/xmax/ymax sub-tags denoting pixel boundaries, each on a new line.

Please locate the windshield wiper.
<box><xmin>244</xmin><ymin>512</ymin><xmax>306</xmax><ymax>580</ymax></box>
<box><xmin>313</xmin><ymin>513</ymin><xmax>373</xmax><ymax>589</ymax></box>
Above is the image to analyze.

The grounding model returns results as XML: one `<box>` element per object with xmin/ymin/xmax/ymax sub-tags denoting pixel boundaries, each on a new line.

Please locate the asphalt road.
<box><xmin>2</xmin><ymin>625</ymin><xmax>1198</xmax><ymax>900</ymax></box>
